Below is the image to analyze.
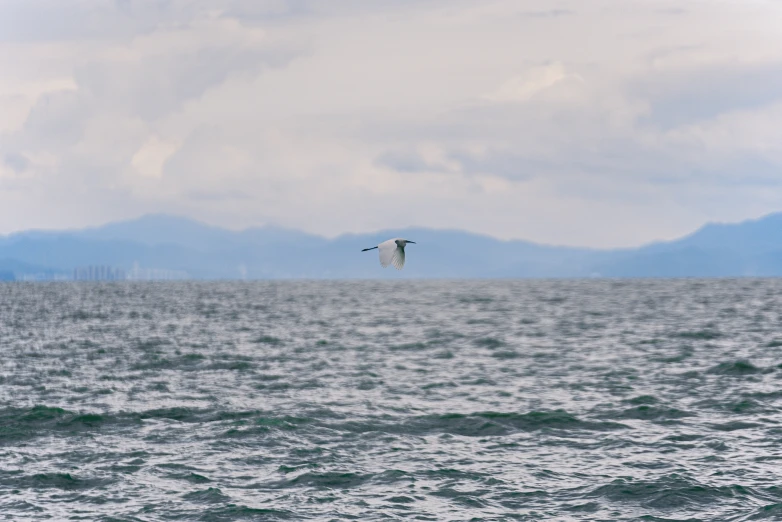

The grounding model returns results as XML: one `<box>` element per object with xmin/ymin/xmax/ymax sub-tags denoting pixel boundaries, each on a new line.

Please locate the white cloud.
<box><xmin>485</xmin><ymin>62</ymin><xmax>585</xmax><ymax>104</ymax></box>
<box><xmin>131</xmin><ymin>135</ymin><xmax>179</xmax><ymax>179</ymax></box>
<box><xmin>1</xmin><ymin>0</ymin><xmax>782</xmax><ymax>246</ymax></box>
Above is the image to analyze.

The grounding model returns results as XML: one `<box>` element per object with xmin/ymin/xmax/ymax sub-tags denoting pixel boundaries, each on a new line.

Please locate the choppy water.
<box><xmin>1</xmin><ymin>280</ymin><xmax>782</xmax><ymax>521</ymax></box>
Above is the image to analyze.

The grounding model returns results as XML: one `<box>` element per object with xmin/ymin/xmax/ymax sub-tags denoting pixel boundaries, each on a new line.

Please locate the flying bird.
<box><xmin>362</xmin><ymin>238</ymin><xmax>416</xmax><ymax>270</ymax></box>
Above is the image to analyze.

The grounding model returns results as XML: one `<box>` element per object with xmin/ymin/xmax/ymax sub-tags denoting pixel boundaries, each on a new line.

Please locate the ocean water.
<box><xmin>1</xmin><ymin>279</ymin><xmax>781</xmax><ymax>521</ymax></box>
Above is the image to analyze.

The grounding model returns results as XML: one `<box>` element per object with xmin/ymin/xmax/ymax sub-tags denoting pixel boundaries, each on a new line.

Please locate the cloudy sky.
<box><xmin>1</xmin><ymin>0</ymin><xmax>781</xmax><ymax>247</ymax></box>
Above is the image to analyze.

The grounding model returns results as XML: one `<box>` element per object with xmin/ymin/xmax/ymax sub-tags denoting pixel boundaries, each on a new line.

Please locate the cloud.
<box><xmin>375</xmin><ymin>146</ymin><xmax>460</xmax><ymax>174</ymax></box>
<box><xmin>376</xmin><ymin>146</ymin><xmax>540</xmax><ymax>182</ymax></box>
<box><xmin>521</xmin><ymin>9</ymin><xmax>571</xmax><ymax>18</ymax></box>
<box><xmin>1</xmin><ymin>0</ymin><xmax>782</xmax><ymax>247</ymax></box>
<box><xmin>635</xmin><ymin>61</ymin><xmax>782</xmax><ymax>129</ymax></box>
<box><xmin>131</xmin><ymin>135</ymin><xmax>179</xmax><ymax>179</ymax></box>
<box><xmin>483</xmin><ymin>62</ymin><xmax>585</xmax><ymax>104</ymax></box>
<box><xmin>4</xmin><ymin>152</ymin><xmax>29</xmax><ymax>173</ymax></box>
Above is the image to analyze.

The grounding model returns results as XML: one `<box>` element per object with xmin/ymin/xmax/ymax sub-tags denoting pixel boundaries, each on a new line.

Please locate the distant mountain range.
<box><xmin>2</xmin><ymin>213</ymin><xmax>782</xmax><ymax>279</ymax></box>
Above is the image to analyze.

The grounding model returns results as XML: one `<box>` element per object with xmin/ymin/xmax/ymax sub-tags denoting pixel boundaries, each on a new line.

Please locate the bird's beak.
<box><xmin>407</xmin><ymin>241</ymin><xmax>416</xmax><ymax>244</ymax></box>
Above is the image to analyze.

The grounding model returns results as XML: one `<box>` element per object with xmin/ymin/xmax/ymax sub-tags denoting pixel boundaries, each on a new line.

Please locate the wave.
<box><xmin>588</xmin><ymin>474</ymin><xmax>782</xmax><ymax>511</ymax></box>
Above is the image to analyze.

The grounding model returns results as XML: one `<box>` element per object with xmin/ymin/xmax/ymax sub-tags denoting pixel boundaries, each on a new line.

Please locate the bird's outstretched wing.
<box><xmin>391</xmin><ymin>246</ymin><xmax>405</xmax><ymax>270</ymax></box>
<box><xmin>378</xmin><ymin>239</ymin><xmax>397</xmax><ymax>268</ymax></box>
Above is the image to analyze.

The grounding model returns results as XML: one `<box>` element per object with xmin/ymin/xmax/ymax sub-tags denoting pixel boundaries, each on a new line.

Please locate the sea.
<box><xmin>1</xmin><ymin>279</ymin><xmax>781</xmax><ymax>521</ymax></box>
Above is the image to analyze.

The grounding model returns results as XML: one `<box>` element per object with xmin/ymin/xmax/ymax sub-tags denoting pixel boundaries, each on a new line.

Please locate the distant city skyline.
<box><xmin>2</xmin><ymin>1</ymin><xmax>781</xmax><ymax>248</ymax></box>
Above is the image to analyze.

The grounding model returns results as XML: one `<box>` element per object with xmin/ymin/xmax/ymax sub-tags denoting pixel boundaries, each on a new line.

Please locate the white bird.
<box><xmin>362</xmin><ymin>238</ymin><xmax>416</xmax><ymax>270</ymax></box>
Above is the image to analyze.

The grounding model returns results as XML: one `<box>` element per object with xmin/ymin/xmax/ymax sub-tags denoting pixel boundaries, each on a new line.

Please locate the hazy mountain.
<box><xmin>75</xmin><ymin>214</ymin><xmax>328</xmax><ymax>251</ymax></box>
<box><xmin>594</xmin><ymin>213</ymin><xmax>782</xmax><ymax>277</ymax></box>
<box><xmin>0</xmin><ymin>213</ymin><xmax>781</xmax><ymax>279</ymax></box>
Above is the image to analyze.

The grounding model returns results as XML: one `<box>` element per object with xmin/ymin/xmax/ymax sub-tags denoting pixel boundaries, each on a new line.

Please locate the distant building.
<box><xmin>72</xmin><ymin>266</ymin><xmax>126</xmax><ymax>281</ymax></box>
<box><xmin>17</xmin><ymin>273</ymin><xmax>71</xmax><ymax>281</ymax></box>
<box><xmin>69</xmin><ymin>264</ymin><xmax>189</xmax><ymax>281</ymax></box>
<box><xmin>126</xmin><ymin>262</ymin><xmax>189</xmax><ymax>281</ymax></box>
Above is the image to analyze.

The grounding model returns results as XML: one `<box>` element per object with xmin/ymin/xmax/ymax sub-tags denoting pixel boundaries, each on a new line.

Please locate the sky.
<box><xmin>1</xmin><ymin>0</ymin><xmax>781</xmax><ymax>248</ymax></box>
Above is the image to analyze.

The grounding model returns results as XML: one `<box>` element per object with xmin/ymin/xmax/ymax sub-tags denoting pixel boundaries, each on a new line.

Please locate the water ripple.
<box><xmin>1</xmin><ymin>279</ymin><xmax>782</xmax><ymax>520</ymax></box>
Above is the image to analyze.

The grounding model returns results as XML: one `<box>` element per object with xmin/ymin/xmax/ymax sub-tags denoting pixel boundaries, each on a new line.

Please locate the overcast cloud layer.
<box><xmin>1</xmin><ymin>0</ymin><xmax>781</xmax><ymax>247</ymax></box>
